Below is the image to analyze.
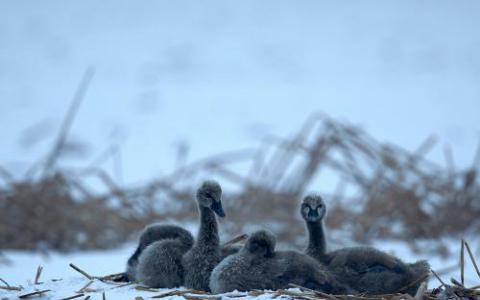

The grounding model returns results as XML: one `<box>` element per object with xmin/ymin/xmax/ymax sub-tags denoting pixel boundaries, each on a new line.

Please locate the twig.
<box><xmin>0</xmin><ymin>277</ymin><xmax>10</xmax><ymax>287</ymax></box>
<box><xmin>152</xmin><ymin>289</ymin><xmax>209</xmax><ymax>298</ymax></box>
<box><xmin>19</xmin><ymin>289</ymin><xmax>50</xmax><ymax>298</ymax></box>
<box><xmin>42</xmin><ymin>67</ymin><xmax>95</xmax><ymax>175</ymax></box>
<box><xmin>188</xmin><ymin>290</ymin><xmax>210</xmax><ymax>295</ymax></box>
<box><xmin>451</xmin><ymin>278</ymin><xmax>462</xmax><ymax>287</ymax></box>
<box><xmin>59</xmin><ymin>294</ymin><xmax>85</xmax><ymax>300</ymax></box>
<box><xmin>222</xmin><ymin>234</ymin><xmax>248</xmax><ymax>247</ymax></box>
<box><xmin>431</xmin><ymin>269</ymin><xmax>446</xmax><ymax>287</ymax></box>
<box><xmin>461</xmin><ymin>239</ymin><xmax>465</xmax><ymax>285</ymax></box>
<box><xmin>34</xmin><ymin>265</ymin><xmax>43</xmax><ymax>284</ymax></box>
<box><xmin>109</xmin><ymin>282</ymin><xmax>134</xmax><ymax>290</ymax></box>
<box><xmin>135</xmin><ymin>285</ymin><xmax>159</xmax><ymax>292</ymax></box>
<box><xmin>98</xmin><ymin>272</ymin><xmax>126</xmax><ymax>281</ymax></box>
<box><xmin>152</xmin><ymin>292</ymin><xmax>178</xmax><ymax>299</ymax></box>
<box><xmin>84</xmin><ymin>296</ymin><xmax>91</xmax><ymax>300</ymax></box>
<box><xmin>464</xmin><ymin>240</ymin><xmax>480</xmax><ymax>280</ymax></box>
<box><xmin>413</xmin><ymin>136</ymin><xmax>437</xmax><ymax>161</ymax></box>
<box><xmin>69</xmin><ymin>263</ymin><xmax>93</xmax><ymax>280</ymax></box>
<box><xmin>0</xmin><ymin>285</ymin><xmax>22</xmax><ymax>291</ymax></box>
<box><xmin>76</xmin><ymin>280</ymin><xmax>94</xmax><ymax>293</ymax></box>
<box><xmin>184</xmin><ymin>296</ymin><xmax>221</xmax><ymax>300</ymax></box>
<box><xmin>102</xmin><ymin>291</ymin><xmax>106</xmax><ymax>300</ymax></box>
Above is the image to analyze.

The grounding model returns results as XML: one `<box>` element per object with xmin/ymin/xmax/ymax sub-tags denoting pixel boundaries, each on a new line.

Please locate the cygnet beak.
<box><xmin>211</xmin><ymin>201</ymin><xmax>226</xmax><ymax>218</ymax></box>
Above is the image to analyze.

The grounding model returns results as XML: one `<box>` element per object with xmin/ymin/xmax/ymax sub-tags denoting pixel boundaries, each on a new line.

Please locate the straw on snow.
<box><xmin>2</xmin><ymin>239</ymin><xmax>480</xmax><ymax>300</ymax></box>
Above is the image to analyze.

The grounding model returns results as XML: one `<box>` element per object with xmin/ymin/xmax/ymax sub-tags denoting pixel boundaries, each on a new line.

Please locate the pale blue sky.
<box><xmin>0</xmin><ymin>0</ymin><xmax>479</xmax><ymax>188</ymax></box>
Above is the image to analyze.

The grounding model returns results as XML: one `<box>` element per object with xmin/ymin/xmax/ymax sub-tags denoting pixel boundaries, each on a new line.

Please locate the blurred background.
<box><xmin>0</xmin><ymin>0</ymin><xmax>479</xmax><ymax>286</ymax></box>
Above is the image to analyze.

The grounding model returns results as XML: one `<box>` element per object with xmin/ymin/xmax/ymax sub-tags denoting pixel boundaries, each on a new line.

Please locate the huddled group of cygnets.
<box><xmin>121</xmin><ymin>180</ymin><xmax>430</xmax><ymax>295</ymax></box>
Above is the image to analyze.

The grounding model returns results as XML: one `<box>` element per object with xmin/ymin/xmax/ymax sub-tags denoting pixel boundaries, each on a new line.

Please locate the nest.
<box><xmin>1</xmin><ymin>241</ymin><xmax>479</xmax><ymax>300</ymax></box>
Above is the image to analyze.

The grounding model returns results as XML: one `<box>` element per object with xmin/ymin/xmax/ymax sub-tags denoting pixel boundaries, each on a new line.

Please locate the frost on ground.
<box><xmin>1</xmin><ymin>238</ymin><xmax>479</xmax><ymax>300</ymax></box>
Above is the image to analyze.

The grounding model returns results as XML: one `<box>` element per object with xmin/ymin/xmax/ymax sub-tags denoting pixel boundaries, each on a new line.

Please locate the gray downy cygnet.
<box><xmin>301</xmin><ymin>194</ymin><xmax>430</xmax><ymax>295</ymax></box>
<box><xmin>210</xmin><ymin>230</ymin><xmax>351</xmax><ymax>294</ymax></box>
<box><xmin>125</xmin><ymin>224</ymin><xmax>194</xmax><ymax>282</ymax></box>
<box><xmin>135</xmin><ymin>224</ymin><xmax>194</xmax><ymax>288</ymax></box>
<box><xmin>182</xmin><ymin>180</ymin><xmax>226</xmax><ymax>291</ymax></box>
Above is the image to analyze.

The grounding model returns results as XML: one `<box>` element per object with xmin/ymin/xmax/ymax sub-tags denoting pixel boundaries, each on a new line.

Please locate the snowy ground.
<box><xmin>1</xmin><ymin>239</ymin><xmax>479</xmax><ymax>300</ymax></box>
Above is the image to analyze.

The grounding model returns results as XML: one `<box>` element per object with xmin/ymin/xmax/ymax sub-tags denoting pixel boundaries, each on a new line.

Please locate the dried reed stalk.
<box><xmin>69</xmin><ymin>263</ymin><xmax>94</xmax><ymax>280</ymax></box>
<box><xmin>430</xmin><ymin>269</ymin><xmax>446</xmax><ymax>288</ymax></box>
<box><xmin>76</xmin><ymin>280</ymin><xmax>94</xmax><ymax>293</ymax></box>
<box><xmin>222</xmin><ymin>234</ymin><xmax>248</xmax><ymax>247</ymax></box>
<box><xmin>135</xmin><ymin>285</ymin><xmax>159</xmax><ymax>292</ymax></box>
<box><xmin>0</xmin><ymin>277</ymin><xmax>10</xmax><ymax>287</ymax></box>
<box><xmin>19</xmin><ymin>289</ymin><xmax>50</xmax><ymax>298</ymax></box>
<box><xmin>461</xmin><ymin>239</ymin><xmax>465</xmax><ymax>285</ymax></box>
<box><xmin>0</xmin><ymin>285</ymin><xmax>22</xmax><ymax>291</ymax></box>
<box><xmin>464</xmin><ymin>240</ymin><xmax>480</xmax><ymax>280</ymax></box>
<box><xmin>109</xmin><ymin>282</ymin><xmax>135</xmax><ymax>290</ymax></box>
<box><xmin>42</xmin><ymin>67</ymin><xmax>95</xmax><ymax>176</ymax></box>
<box><xmin>59</xmin><ymin>294</ymin><xmax>85</xmax><ymax>300</ymax></box>
<box><xmin>34</xmin><ymin>265</ymin><xmax>43</xmax><ymax>284</ymax></box>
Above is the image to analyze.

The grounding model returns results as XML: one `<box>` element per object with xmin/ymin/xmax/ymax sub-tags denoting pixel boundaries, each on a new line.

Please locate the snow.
<box><xmin>1</xmin><ymin>238</ymin><xmax>479</xmax><ymax>299</ymax></box>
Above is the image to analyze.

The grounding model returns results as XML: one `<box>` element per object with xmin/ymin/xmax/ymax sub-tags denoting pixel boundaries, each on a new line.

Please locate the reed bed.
<box><xmin>0</xmin><ymin>70</ymin><xmax>478</xmax><ymax>256</ymax></box>
<box><xmin>1</xmin><ymin>111</ymin><xmax>478</xmax><ymax>253</ymax></box>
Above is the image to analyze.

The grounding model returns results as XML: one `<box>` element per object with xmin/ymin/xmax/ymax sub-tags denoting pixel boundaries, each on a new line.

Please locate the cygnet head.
<box><xmin>301</xmin><ymin>194</ymin><xmax>326</xmax><ymax>223</ymax></box>
<box><xmin>244</xmin><ymin>230</ymin><xmax>276</xmax><ymax>258</ymax></box>
<box><xmin>196</xmin><ymin>180</ymin><xmax>225</xmax><ymax>217</ymax></box>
